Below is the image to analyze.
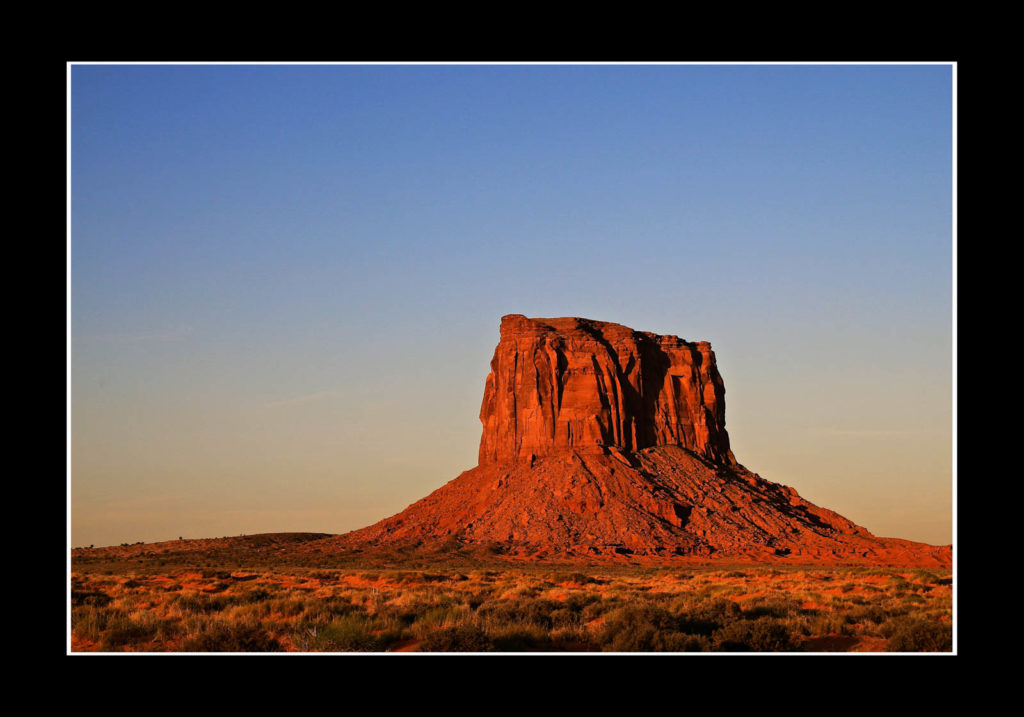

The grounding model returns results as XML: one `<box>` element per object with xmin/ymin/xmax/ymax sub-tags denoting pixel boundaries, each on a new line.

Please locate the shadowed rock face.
<box><xmin>478</xmin><ymin>315</ymin><xmax>735</xmax><ymax>465</ymax></box>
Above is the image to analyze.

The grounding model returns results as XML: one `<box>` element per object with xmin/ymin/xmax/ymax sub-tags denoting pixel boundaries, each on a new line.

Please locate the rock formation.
<box><xmin>329</xmin><ymin>315</ymin><xmax>950</xmax><ymax>567</ymax></box>
<box><xmin>478</xmin><ymin>315</ymin><xmax>734</xmax><ymax>465</ymax></box>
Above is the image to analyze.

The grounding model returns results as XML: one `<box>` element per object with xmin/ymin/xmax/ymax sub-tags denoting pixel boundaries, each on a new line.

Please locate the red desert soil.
<box><xmin>801</xmin><ymin>635</ymin><xmax>890</xmax><ymax>652</ymax></box>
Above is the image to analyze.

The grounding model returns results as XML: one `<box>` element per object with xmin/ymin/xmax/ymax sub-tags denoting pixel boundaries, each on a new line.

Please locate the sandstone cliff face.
<box><xmin>478</xmin><ymin>315</ymin><xmax>735</xmax><ymax>466</ymax></box>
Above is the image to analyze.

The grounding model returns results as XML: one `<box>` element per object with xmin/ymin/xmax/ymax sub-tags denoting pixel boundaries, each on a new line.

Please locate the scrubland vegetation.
<box><xmin>70</xmin><ymin>564</ymin><xmax>952</xmax><ymax>653</ymax></box>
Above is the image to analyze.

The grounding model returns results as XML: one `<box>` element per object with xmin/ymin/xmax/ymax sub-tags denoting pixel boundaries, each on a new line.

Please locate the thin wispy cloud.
<box><xmin>79</xmin><ymin>323</ymin><xmax>195</xmax><ymax>345</ymax></box>
<box><xmin>264</xmin><ymin>387</ymin><xmax>345</xmax><ymax>408</ymax></box>
<box><xmin>813</xmin><ymin>427</ymin><xmax>933</xmax><ymax>438</ymax></box>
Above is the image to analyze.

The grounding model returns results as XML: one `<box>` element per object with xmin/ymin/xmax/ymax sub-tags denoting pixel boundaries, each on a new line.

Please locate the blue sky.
<box><xmin>71</xmin><ymin>64</ymin><xmax>953</xmax><ymax>547</ymax></box>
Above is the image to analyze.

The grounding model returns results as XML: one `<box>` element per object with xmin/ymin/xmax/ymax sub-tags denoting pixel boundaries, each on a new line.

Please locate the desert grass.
<box><xmin>69</xmin><ymin>564</ymin><xmax>953</xmax><ymax>653</ymax></box>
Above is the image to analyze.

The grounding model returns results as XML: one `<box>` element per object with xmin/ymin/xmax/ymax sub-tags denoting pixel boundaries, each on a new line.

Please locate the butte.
<box><xmin>324</xmin><ymin>315</ymin><xmax>950</xmax><ymax>567</ymax></box>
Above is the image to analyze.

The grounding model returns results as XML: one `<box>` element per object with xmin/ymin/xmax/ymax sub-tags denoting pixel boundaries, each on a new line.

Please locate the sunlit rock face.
<box><xmin>478</xmin><ymin>315</ymin><xmax>735</xmax><ymax>466</ymax></box>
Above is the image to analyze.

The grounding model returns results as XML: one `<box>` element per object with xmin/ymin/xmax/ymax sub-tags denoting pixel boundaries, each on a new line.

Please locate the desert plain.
<box><xmin>70</xmin><ymin>534</ymin><xmax>952</xmax><ymax>653</ymax></box>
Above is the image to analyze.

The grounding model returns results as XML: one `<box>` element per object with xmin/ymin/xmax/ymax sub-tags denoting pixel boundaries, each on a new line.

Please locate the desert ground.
<box><xmin>70</xmin><ymin>534</ymin><xmax>952</xmax><ymax>653</ymax></box>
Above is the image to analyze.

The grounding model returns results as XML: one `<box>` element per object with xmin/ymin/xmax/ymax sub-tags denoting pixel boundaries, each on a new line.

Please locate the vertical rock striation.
<box><xmin>478</xmin><ymin>315</ymin><xmax>735</xmax><ymax>465</ymax></box>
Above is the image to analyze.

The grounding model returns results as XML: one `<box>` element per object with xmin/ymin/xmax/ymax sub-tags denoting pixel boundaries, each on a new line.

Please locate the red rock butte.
<box><xmin>330</xmin><ymin>315</ymin><xmax>951</xmax><ymax>567</ymax></box>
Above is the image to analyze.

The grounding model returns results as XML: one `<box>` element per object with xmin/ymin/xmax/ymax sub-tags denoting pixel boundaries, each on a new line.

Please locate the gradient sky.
<box><xmin>70</xmin><ymin>64</ymin><xmax>953</xmax><ymax>548</ymax></box>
